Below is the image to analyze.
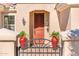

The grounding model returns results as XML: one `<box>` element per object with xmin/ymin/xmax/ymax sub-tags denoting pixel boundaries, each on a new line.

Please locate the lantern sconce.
<box><xmin>22</xmin><ymin>18</ymin><xmax>26</xmax><ymax>26</ymax></box>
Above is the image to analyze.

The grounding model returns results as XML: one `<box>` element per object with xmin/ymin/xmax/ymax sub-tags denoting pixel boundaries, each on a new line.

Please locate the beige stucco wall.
<box><xmin>61</xmin><ymin>9</ymin><xmax>71</xmax><ymax>31</ymax></box>
<box><xmin>16</xmin><ymin>4</ymin><xmax>60</xmax><ymax>40</ymax></box>
<box><xmin>0</xmin><ymin>13</ymin><xmax>3</xmax><ymax>28</ymax></box>
<box><xmin>71</xmin><ymin>8</ymin><xmax>79</xmax><ymax>29</ymax></box>
<box><xmin>56</xmin><ymin>7</ymin><xmax>71</xmax><ymax>31</ymax></box>
<box><xmin>0</xmin><ymin>5</ymin><xmax>4</xmax><ymax>28</ymax></box>
<box><xmin>0</xmin><ymin>42</ymin><xmax>15</xmax><ymax>56</ymax></box>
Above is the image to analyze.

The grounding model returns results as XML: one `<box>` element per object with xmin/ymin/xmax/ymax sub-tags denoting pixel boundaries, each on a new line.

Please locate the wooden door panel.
<box><xmin>34</xmin><ymin>13</ymin><xmax>44</xmax><ymax>38</ymax></box>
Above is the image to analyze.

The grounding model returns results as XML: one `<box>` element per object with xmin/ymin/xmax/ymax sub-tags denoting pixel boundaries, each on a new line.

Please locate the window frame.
<box><xmin>3</xmin><ymin>13</ymin><xmax>16</xmax><ymax>31</ymax></box>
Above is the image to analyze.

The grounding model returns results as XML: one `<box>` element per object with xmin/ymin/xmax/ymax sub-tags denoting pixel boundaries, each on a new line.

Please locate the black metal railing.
<box><xmin>18</xmin><ymin>47</ymin><xmax>61</xmax><ymax>56</ymax></box>
<box><xmin>17</xmin><ymin>38</ymin><xmax>62</xmax><ymax>56</ymax></box>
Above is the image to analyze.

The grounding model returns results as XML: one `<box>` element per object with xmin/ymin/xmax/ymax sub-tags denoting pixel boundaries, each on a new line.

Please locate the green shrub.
<box><xmin>18</xmin><ymin>31</ymin><xmax>27</xmax><ymax>37</ymax></box>
<box><xmin>51</xmin><ymin>31</ymin><xmax>59</xmax><ymax>37</ymax></box>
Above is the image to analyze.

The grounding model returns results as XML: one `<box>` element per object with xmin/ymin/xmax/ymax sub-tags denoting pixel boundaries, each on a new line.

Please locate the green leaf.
<box><xmin>51</xmin><ymin>31</ymin><xmax>59</xmax><ymax>37</ymax></box>
<box><xmin>18</xmin><ymin>31</ymin><xmax>27</xmax><ymax>37</ymax></box>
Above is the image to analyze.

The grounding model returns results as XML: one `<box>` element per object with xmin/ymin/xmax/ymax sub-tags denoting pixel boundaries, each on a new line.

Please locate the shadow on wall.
<box><xmin>70</xmin><ymin>29</ymin><xmax>79</xmax><ymax>56</ymax></box>
<box><xmin>63</xmin><ymin>28</ymin><xmax>79</xmax><ymax>56</ymax></box>
<box><xmin>55</xmin><ymin>3</ymin><xmax>70</xmax><ymax>31</ymax></box>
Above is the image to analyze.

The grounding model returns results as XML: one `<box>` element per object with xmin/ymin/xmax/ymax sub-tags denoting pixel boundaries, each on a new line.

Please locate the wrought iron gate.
<box><xmin>18</xmin><ymin>47</ymin><xmax>61</xmax><ymax>56</ymax></box>
<box><xmin>17</xmin><ymin>39</ymin><xmax>62</xmax><ymax>56</ymax></box>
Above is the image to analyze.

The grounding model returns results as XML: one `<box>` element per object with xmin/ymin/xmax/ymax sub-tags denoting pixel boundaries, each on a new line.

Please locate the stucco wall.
<box><xmin>0</xmin><ymin>13</ymin><xmax>3</xmax><ymax>28</ymax></box>
<box><xmin>71</xmin><ymin>8</ymin><xmax>79</xmax><ymax>29</ymax></box>
<box><xmin>56</xmin><ymin>7</ymin><xmax>71</xmax><ymax>31</ymax></box>
<box><xmin>0</xmin><ymin>5</ymin><xmax>4</xmax><ymax>28</ymax></box>
<box><xmin>16</xmin><ymin>4</ymin><xmax>61</xmax><ymax>40</ymax></box>
<box><xmin>61</xmin><ymin>8</ymin><xmax>71</xmax><ymax>31</ymax></box>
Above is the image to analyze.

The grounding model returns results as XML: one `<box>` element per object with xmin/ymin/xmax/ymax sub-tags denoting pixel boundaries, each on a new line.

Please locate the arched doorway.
<box><xmin>29</xmin><ymin>10</ymin><xmax>49</xmax><ymax>42</ymax></box>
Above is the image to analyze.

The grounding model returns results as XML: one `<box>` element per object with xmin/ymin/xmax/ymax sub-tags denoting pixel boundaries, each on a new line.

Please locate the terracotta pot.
<box><xmin>51</xmin><ymin>36</ymin><xmax>59</xmax><ymax>49</ymax></box>
<box><xmin>19</xmin><ymin>36</ymin><xmax>27</xmax><ymax>49</ymax></box>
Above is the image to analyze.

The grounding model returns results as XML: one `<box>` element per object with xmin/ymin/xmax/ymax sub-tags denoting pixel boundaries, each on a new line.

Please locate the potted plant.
<box><xmin>50</xmin><ymin>31</ymin><xmax>59</xmax><ymax>50</ymax></box>
<box><xmin>18</xmin><ymin>31</ymin><xmax>27</xmax><ymax>49</ymax></box>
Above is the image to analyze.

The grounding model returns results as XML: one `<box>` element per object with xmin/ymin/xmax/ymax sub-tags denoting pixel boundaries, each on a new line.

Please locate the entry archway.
<box><xmin>29</xmin><ymin>10</ymin><xmax>49</xmax><ymax>41</ymax></box>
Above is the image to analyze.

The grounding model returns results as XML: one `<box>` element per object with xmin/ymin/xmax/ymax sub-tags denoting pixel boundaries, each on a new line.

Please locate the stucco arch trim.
<box><xmin>30</xmin><ymin>10</ymin><xmax>49</xmax><ymax>14</ymax></box>
<box><xmin>29</xmin><ymin>10</ymin><xmax>50</xmax><ymax>40</ymax></box>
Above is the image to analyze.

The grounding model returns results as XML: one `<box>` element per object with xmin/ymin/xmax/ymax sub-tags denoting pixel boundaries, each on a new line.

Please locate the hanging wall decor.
<box><xmin>22</xmin><ymin>18</ymin><xmax>26</xmax><ymax>26</ymax></box>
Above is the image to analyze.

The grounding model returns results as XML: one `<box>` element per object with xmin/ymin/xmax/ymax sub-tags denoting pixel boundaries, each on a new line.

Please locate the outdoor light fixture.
<box><xmin>22</xmin><ymin>18</ymin><xmax>26</xmax><ymax>26</ymax></box>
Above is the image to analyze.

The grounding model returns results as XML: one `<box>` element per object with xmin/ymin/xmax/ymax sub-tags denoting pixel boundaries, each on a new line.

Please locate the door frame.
<box><xmin>29</xmin><ymin>10</ymin><xmax>49</xmax><ymax>40</ymax></box>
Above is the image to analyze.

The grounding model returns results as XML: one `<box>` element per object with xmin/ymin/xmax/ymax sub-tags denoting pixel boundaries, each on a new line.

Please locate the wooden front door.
<box><xmin>33</xmin><ymin>13</ymin><xmax>44</xmax><ymax>39</ymax></box>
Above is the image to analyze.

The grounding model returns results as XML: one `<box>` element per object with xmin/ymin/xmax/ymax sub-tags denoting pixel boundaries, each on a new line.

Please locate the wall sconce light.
<box><xmin>22</xmin><ymin>18</ymin><xmax>26</xmax><ymax>26</ymax></box>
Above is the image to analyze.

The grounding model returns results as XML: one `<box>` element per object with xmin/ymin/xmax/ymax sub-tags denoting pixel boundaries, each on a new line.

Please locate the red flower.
<box><xmin>20</xmin><ymin>36</ymin><xmax>27</xmax><ymax>49</ymax></box>
<box><xmin>51</xmin><ymin>36</ymin><xmax>58</xmax><ymax>49</ymax></box>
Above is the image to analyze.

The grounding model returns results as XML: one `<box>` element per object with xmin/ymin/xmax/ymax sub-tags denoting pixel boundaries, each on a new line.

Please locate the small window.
<box><xmin>4</xmin><ymin>15</ymin><xmax>15</xmax><ymax>30</ymax></box>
